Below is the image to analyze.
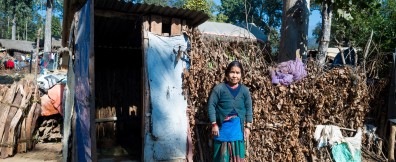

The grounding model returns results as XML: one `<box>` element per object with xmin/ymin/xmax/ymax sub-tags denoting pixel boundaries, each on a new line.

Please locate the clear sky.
<box><xmin>212</xmin><ymin>0</ymin><xmax>322</xmax><ymax>38</ymax></box>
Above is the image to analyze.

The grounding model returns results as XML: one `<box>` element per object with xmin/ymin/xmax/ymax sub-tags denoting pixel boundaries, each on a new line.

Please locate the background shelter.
<box><xmin>0</xmin><ymin>39</ymin><xmax>36</xmax><ymax>54</ymax></box>
<box><xmin>0</xmin><ymin>39</ymin><xmax>36</xmax><ymax>71</ymax></box>
<box><xmin>198</xmin><ymin>21</ymin><xmax>268</xmax><ymax>43</ymax></box>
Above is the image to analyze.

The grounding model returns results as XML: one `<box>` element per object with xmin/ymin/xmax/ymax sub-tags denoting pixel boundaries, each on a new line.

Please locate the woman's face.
<box><xmin>227</xmin><ymin>66</ymin><xmax>242</xmax><ymax>85</ymax></box>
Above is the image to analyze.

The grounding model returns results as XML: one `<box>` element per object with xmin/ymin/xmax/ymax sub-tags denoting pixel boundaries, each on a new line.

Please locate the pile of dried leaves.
<box><xmin>183</xmin><ymin>28</ymin><xmax>385</xmax><ymax>161</ymax></box>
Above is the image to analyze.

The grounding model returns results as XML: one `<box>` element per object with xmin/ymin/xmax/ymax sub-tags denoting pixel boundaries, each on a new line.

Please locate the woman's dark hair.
<box><xmin>225</xmin><ymin>61</ymin><xmax>244</xmax><ymax>76</ymax></box>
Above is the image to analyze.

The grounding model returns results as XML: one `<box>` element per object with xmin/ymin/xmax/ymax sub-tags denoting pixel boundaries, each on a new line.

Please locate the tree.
<box><xmin>51</xmin><ymin>15</ymin><xmax>61</xmax><ymax>38</ymax></box>
<box><xmin>43</xmin><ymin>0</ymin><xmax>62</xmax><ymax>53</ymax></box>
<box><xmin>312</xmin><ymin>22</ymin><xmax>321</xmax><ymax>43</ymax></box>
<box><xmin>0</xmin><ymin>0</ymin><xmax>33</xmax><ymax>40</ymax></box>
<box><xmin>312</xmin><ymin>0</ymin><xmax>378</xmax><ymax>67</ymax></box>
<box><xmin>278</xmin><ymin>0</ymin><xmax>310</xmax><ymax>62</ymax></box>
<box><xmin>315</xmin><ymin>0</ymin><xmax>332</xmax><ymax>66</ymax></box>
<box><xmin>143</xmin><ymin>0</ymin><xmax>168</xmax><ymax>6</ymax></box>
<box><xmin>219</xmin><ymin>0</ymin><xmax>283</xmax><ymax>34</ymax></box>
<box><xmin>219</xmin><ymin>0</ymin><xmax>245</xmax><ymax>23</ymax></box>
<box><xmin>184</xmin><ymin>0</ymin><xmax>211</xmax><ymax>14</ymax></box>
<box><xmin>44</xmin><ymin>0</ymin><xmax>53</xmax><ymax>54</ymax></box>
<box><xmin>169</xmin><ymin>0</ymin><xmax>186</xmax><ymax>8</ymax></box>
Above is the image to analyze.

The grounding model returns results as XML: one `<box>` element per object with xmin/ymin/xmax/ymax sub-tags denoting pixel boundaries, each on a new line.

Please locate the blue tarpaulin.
<box><xmin>74</xmin><ymin>0</ymin><xmax>92</xmax><ymax>161</ymax></box>
<box><xmin>144</xmin><ymin>32</ymin><xmax>189</xmax><ymax>161</ymax></box>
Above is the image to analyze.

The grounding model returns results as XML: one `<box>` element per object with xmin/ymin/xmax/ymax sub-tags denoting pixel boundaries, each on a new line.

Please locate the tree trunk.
<box><xmin>25</xmin><ymin>20</ymin><xmax>28</xmax><ymax>41</ymax></box>
<box><xmin>278</xmin><ymin>0</ymin><xmax>310</xmax><ymax>63</ymax></box>
<box><xmin>317</xmin><ymin>0</ymin><xmax>333</xmax><ymax>67</ymax></box>
<box><xmin>7</xmin><ymin>16</ymin><xmax>10</xmax><ymax>31</ymax></box>
<box><xmin>11</xmin><ymin>14</ymin><xmax>16</xmax><ymax>40</ymax></box>
<box><xmin>44</xmin><ymin>0</ymin><xmax>53</xmax><ymax>54</ymax></box>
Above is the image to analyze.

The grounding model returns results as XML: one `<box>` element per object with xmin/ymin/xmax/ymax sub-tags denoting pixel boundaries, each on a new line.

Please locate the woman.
<box><xmin>208</xmin><ymin>61</ymin><xmax>253</xmax><ymax>162</ymax></box>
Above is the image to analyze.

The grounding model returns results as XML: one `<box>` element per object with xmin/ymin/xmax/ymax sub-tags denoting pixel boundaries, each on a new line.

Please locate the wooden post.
<box><xmin>150</xmin><ymin>15</ymin><xmax>162</xmax><ymax>35</ymax></box>
<box><xmin>34</xmin><ymin>29</ymin><xmax>41</xmax><ymax>77</ymax></box>
<box><xmin>89</xmin><ymin>0</ymin><xmax>97</xmax><ymax>161</ymax></box>
<box><xmin>29</xmin><ymin>50</ymin><xmax>33</xmax><ymax>73</ymax></box>
<box><xmin>142</xmin><ymin>16</ymin><xmax>150</xmax><ymax>162</ymax></box>
<box><xmin>389</xmin><ymin>122</ymin><xmax>396</xmax><ymax>162</ymax></box>
<box><xmin>377</xmin><ymin>139</ymin><xmax>383</xmax><ymax>156</ymax></box>
<box><xmin>171</xmin><ymin>18</ymin><xmax>181</xmax><ymax>36</ymax></box>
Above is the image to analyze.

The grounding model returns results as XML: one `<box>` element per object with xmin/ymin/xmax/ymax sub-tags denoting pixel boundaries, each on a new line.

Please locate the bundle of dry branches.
<box><xmin>183</xmin><ymin>28</ymin><xmax>382</xmax><ymax>161</ymax></box>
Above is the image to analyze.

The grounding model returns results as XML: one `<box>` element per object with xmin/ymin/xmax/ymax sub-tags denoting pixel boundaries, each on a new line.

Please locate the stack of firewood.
<box><xmin>183</xmin><ymin>28</ymin><xmax>386</xmax><ymax>161</ymax></box>
<box><xmin>0</xmin><ymin>78</ymin><xmax>41</xmax><ymax>159</ymax></box>
<box><xmin>36</xmin><ymin>118</ymin><xmax>62</xmax><ymax>143</ymax></box>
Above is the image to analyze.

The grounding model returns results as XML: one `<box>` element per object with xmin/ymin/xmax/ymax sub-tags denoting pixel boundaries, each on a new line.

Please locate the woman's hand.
<box><xmin>244</xmin><ymin>128</ymin><xmax>250</xmax><ymax>139</ymax></box>
<box><xmin>212</xmin><ymin>123</ymin><xmax>219</xmax><ymax>137</ymax></box>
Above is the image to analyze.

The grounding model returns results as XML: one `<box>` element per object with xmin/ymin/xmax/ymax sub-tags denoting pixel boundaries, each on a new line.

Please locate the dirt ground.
<box><xmin>2</xmin><ymin>143</ymin><xmax>62</xmax><ymax>162</ymax></box>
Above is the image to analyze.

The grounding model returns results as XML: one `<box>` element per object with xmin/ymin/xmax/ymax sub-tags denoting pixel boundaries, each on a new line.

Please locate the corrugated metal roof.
<box><xmin>198</xmin><ymin>22</ymin><xmax>268</xmax><ymax>43</ymax></box>
<box><xmin>94</xmin><ymin>1</ymin><xmax>209</xmax><ymax>26</ymax></box>
<box><xmin>0</xmin><ymin>39</ymin><xmax>36</xmax><ymax>53</ymax></box>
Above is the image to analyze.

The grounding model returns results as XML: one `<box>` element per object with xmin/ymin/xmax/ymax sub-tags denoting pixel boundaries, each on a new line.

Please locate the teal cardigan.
<box><xmin>208</xmin><ymin>82</ymin><xmax>253</xmax><ymax>127</ymax></box>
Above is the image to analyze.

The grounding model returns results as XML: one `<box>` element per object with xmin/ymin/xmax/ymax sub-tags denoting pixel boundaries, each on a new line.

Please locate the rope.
<box><xmin>0</xmin><ymin>142</ymin><xmax>13</xmax><ymax>148</ymax></box>
<box><xmin>0</xmin><ymin>101</ymin><xmax>23</xmax><ymax>109</ymax></box>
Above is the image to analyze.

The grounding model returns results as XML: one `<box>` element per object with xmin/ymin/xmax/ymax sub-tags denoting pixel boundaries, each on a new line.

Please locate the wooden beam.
<box><xmin>150</xmin><ymin>15</ymin><xmax>162</xmax><ymax>35</ymax></box>
<box><xmin>171</xmin><ymin>18</ymin><xmax>181</xmax><ymax>36</ymax></box>
<box><xmin>95</xmin><ymin>117</ymin><xmax>117</xmax><ymax>123</ymax></box>
<box><xmin>143</xmin><ymin>16</ymin><xmax>149</xmax><ymax>39</ymax></box>
<box><xmin>182</xmin><ymin>20</ymin><xmax>187</xmax><ymax>33</ymax></box>
<box><xmin>94</xmin><ymin>9</ymin><xmax>137</xmax><ymax>20</ymax></box>
<box><xmin>142</xmin><ymin>27</ymin><xmax>150</xmax><ymax>162</ymax></box>
<box><xmin>89</xmin><ymin>0</ymin><xmax>97</xmax><ymax>161</ymax></box>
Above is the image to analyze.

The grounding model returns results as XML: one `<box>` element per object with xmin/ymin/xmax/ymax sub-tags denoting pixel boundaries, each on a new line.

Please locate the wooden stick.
<box><xmin>0</xmin><ymin>84</ymin><xmax>17</xmax><ymax>157</ymax></box>
<box><xmin>389</xmin><ymin>123</ymin><xmax>396</xmax><ymax>162</ymax></box>
<box><xmin>1</xmin><ymin>86</ymin><xmax>22</xmax><ymax>158</ymax></box>
<box><xmin>25</xmin><ymin>102</ymin><xmax>37</xmax><ymax>150</ymax></box>
<box><xmin>17</xmin><ymin>81</ymin><xmax>33</xmax><ymax>153</ymax></box>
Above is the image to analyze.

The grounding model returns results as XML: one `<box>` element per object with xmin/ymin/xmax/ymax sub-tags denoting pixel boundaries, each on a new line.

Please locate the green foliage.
<box><xmin>169</xmin><ymin>0</ymin><xmax>186</xmax><ymax>8</ymax></box>
<box><xmin>183</xmin><ymin>0</ymin><xmax>215</xmax><ymax>20</ymax></box>
<box><xmin>219</xmin><ymin>0</ymin><xmax>282</xmax><ymax>34</ymax></box>
<box><xmin>213</xmin><ymin>13</ymin><xmax>228</xmax><ymax>22</ymax></box>
<box><xmin>51</xmin><ymin>15</ymin><xmax>61</xmax><ymax>38</ymax></box>
<box><xmin>142</xmin><ymin>0</ymin><xmax>189</xmax><ymax>7</ymax></box>
<box><xmin>219</xmin><ymin>0</ymin><xmax>245</xmax><ymax>23</ymax></box>
<box><xmin>329</xmin><ymin>0</ymin><xmax>396</xmax><ymax>52</ymax></box>
<box><xmin>268</xmin><ymin>27</ymin><xmax>280</xmax><ymax>55</ymax></box>
<box><xmin>143</xmin><ymin>0</ymin><xmax>168</xmax><ymax>6</ymax></box>
<box><xmin>184</xmin><ymin>0</ymin><xmax>210</xmax><ymax>12</ymax></box>
<box><xmin>312</xmin><ymin>22</ymin><xmax>321</xmax><ymax>43</ymax></box>
<box><xmin>0</xmin><ymin>0</ymin><xmax>34</xmax><ymax>39</ymax></box>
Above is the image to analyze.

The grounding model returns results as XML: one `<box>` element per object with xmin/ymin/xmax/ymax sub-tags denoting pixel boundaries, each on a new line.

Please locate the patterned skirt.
<box><xmin>213</xmin><ymin>140</ymin><xmax>245</xmax><ymax>162</ymax></box>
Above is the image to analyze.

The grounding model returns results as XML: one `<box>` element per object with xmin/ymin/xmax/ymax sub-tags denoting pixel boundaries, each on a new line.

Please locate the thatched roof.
<box><xmin>0</xmin><ymin>39</ymin><xmax>37</xmax><ymax>53</ymax></box>
<box><xmin>39</xmin><ymin>37</ymin><xmax>63</xmax><ymax>49</ymax></box>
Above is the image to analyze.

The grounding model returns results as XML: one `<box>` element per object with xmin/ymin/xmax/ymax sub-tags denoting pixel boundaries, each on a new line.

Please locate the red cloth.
<box><xmin>6</xmin><ymin>60</ymin><xmax>14</xmax><ymax>69</ymax></box>
<box><xmin>41</xmin><ymin>84</ymin><xmax>65</xmax><ymax>116</ymax></box>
